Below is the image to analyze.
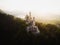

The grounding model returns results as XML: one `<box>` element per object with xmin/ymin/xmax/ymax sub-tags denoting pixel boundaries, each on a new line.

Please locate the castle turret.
<box><xmin>25</xmin><ymin>14</ymin><xmax>30</xmax><ymax>24</ymax></box>
<box><xmin>32</xmin><ymin>17</ymin><xmax>35</xmax><ymax>26</ymax></box>
<box><xmin>29</xmin><ymin>12</ymin><xmax>31</xmax><ymax>16</ymax></box>
<box><xmin>29</xmin><ymin>12</ymin><xmax>32</xmax><ymax>20</ymax></box>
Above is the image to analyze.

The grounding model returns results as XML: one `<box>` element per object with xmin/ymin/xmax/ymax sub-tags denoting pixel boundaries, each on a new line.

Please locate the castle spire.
<box><xmin>29</xmin><ymin>11</ymin><xmax>31</xmax><ymax>16</ymax></box>
<box><xmin>29</xmin><ymin>12</ymin><xmax>32</xmax><ymax>21</ymax></box>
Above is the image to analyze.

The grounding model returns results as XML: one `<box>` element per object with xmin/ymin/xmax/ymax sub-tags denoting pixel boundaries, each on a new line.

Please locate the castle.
<box><xmin>25</xmin><ymin>12</ymin><xmax>40</xmax><ymax>35</ymax></box>
<box><xmin>25</xmin><ymin>12</ymin><xmax>35</xmax><ymax>26</ymax></box>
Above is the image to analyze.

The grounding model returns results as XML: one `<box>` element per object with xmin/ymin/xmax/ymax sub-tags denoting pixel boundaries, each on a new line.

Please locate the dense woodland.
<box><xmin>0</xmin><ymin>10</ymin><xmax>60</xmax><ymax>45</ymax></box>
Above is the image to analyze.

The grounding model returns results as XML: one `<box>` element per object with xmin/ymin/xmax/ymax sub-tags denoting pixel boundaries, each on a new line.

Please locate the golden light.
<box><xmin>0</xmin><ymin>0</ymin><xmax>60</xmax><ymax>24</ymax></box>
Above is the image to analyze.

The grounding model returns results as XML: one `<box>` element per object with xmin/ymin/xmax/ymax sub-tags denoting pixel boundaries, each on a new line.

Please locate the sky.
<box><xmin>0</xmin><ymin>0</ymin><xmax>60</xmax><ymax>23</ymax></box>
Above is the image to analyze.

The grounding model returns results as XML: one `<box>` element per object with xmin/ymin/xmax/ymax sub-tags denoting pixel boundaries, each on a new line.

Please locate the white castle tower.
<box><xmin>32</xmin><ymin>17</ymin><xmax>35</xmax><ymax>26</ymax></box>
<box><xmin>29</xmin><ymin>12</ymin><xmax>32</xmax><ymax>21</ymax></box>
<box><xmin>25</xmin><ymin>12</ymin><xmax>35</xmax><ymax>26</ymax></box>
<box><xmin>25</xmin><ymin>14</ymin><xmax>30</xmax><ymax>24</ymax></box>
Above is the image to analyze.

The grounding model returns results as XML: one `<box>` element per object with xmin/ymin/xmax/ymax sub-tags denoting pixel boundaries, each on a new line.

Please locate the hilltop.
<box><xmin>0</xmin><ymin>10</ymin><xmax>60</xmax><ymax>45</ymax></box>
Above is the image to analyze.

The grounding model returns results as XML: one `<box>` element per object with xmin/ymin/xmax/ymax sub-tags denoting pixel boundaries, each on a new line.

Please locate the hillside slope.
<box><xmin>0</xmin><ymin>10</ymin><xmax>60</xmax><ymax>45</ymax></box>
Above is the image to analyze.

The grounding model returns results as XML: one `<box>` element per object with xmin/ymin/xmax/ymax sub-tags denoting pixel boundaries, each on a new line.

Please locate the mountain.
<box><xmin>0</xmin><ymin>10</ymin><xmax>60</xmax><ymax>45</ymax></box>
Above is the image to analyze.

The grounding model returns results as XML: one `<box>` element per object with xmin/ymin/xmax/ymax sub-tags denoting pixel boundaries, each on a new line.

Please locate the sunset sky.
<box><xmin>0</xmin><ymin>0</ymin><xmax>60</xmax><ymax>24</ymax></box>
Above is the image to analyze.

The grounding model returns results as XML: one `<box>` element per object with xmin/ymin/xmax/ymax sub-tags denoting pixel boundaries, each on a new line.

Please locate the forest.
<box><xmin>0</xmin><ymin>10</ymin><xmax>60</xmax><ymax>45</ymax></box>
